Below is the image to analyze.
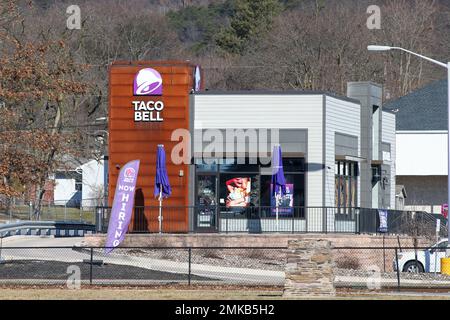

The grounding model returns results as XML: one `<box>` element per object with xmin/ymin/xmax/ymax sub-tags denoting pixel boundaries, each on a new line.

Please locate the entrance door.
<box><xmin>195</xmin><ymin>174</ymin><xmax>218</xmax><ymax>232</ymax></box>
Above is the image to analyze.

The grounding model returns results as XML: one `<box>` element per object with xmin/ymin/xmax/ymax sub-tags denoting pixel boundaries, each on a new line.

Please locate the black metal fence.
<box><xmin>0</xmin><ymin>246</ymin><xmax>286</xmax><ymax>287</ymax></box>
<box><xmin>2</xmin><ymin>245</ymin><xmax>450</xmax><ymax>291</ymax></box>
<box><xmin>333</xmin><ymin>246</ymin><xmax>450</xmax><ymax>290</ymax></box>
<box><xmin>0</xmin><ymin>199</ymin><xmax>98</xmax><ymax>224</ymax></box>
<box><xmin>96</xmin><ymin>206</ymin><xmax>447</xmax><ymax>236</ymax></box>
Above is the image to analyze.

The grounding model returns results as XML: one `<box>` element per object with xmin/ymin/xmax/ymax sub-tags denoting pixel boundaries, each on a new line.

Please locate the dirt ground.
<box><xmin>0</xmin><ymin>286</ymin><xmax>450</xmax><ymax>300</ymax></box>
<box><xmin>0</xmin><ymin>287</ymin><xmax>283</xmax><ymax>300</ymax></box>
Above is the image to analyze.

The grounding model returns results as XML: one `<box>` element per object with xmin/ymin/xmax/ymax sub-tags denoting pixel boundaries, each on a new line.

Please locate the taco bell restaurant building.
<box><xmin>108</xmin><ymin>62</ymin><xmax>396</xmax><ymax>233</ymax></box>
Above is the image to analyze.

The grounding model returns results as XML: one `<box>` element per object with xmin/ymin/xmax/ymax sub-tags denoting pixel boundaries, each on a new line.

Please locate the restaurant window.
<box><xmin>219</xmin><ymin>174</ymin><xmax>260</xmax><ymax>208</ymax></box>
<box><xmin>335</xmin><ymin>161</ymin><xmax>358</xmax><ymax>213</ymax></box>
<box><xmin>260</xmin><ymin>173</ymin><xmax>305</xmax><ymax>218</ymax></box>
<box><xmin>195</xmin><ymin>158</ymin><xmax>306</xmax><ymax>218</ymax></box>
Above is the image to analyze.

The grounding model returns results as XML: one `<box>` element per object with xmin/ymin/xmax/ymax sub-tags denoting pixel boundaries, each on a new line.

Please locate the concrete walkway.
<box><xmin>335</xmin><ymin>275</ymin><xmax>450</xmax><ymax>288</ymax></box>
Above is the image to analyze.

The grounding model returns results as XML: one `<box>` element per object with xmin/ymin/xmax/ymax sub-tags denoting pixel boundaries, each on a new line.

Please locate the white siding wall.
<box><xmin>382</xmin><ymin>111</ymin><xmax>396</xmax><ymax>209</ymax></box>
<box><xmin>193</xmin><ymin>95</ymin><xmax>324</xmax><ymax>207</ymax></box>
<box><xmin>80</xmin><ymin>160</ymin><xmax>105</xmax><ymax>208</ymax></box>
<box><xmin>396</xmin><ymin>131</ymin><xmax>447</xmax><ymax>176</ymax></box>
<box><xmin>54</xmin><ymin>179</ymin><xmax>76</xmax><ymax>205</ymax></box>
<box><xmin>325</xmin><ymin>96</ymin><xmax>361</xmax><ymax>208</ymax></box>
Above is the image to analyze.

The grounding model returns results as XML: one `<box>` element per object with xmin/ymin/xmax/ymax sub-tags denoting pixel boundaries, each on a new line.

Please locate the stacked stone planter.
<box><xmin>283</xmin><ymin>239</ymin><xmax>335</xmax><ymax>298</ymax></box>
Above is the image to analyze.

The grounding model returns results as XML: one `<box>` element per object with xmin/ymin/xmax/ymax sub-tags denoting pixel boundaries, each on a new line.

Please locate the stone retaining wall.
<box><xmin>84</xmin><ymin>233</ymin><xmax>433</xmax><ymax>248</ymax></box>
<box><xmin>283</xmin><ymin>239</ymin><xmax>335</xmax><ymax>297</ymax></box>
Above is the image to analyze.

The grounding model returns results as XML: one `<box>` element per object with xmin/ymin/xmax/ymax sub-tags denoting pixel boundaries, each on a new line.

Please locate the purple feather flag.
<box><xmin>105</xmin><ymin>160</ymin><xmax>140</xmax><ymax>253</ymax></box>
<box><xmin>154</xmin><ymin>145</ymin><xmax>172</xmax><ymax>199</ymax></box>
<box><xmin>271</xmin><ymin>145</ymin><xmax>287</xmax><ymax>197</ymax></box>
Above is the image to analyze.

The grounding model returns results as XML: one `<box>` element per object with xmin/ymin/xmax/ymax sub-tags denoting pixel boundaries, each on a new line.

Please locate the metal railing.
<box><xmin>95</xmin><ymin>206</ymin><xmax>447</xmax><ymax>236</ymax></box>
<box><xmin>0</xmin><ymin>221</ymin><xmax>96</xmax><ymax>238</ymax></box>
<box><xmin>2</xmin><ymin>245</ymin><xmax>450</xmax><ymax>291</ymax></box>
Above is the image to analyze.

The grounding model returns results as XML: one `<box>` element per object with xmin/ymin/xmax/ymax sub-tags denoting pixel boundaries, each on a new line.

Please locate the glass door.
<box><xmin>195</xmin><ymin>174</ymin><xmax>218</xmax><ymax>232</ymax></box>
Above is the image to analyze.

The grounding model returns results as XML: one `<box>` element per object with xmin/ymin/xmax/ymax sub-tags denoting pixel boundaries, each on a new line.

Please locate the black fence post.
<box><xmin>226</xmin><ymin>212</ymin><xmax>228</xmax><ymax>234</ymax></box>
<box><xmin>395</xmin><ymin>248</ymin><xmax>401</xmax><ymax>291</ymax></box>
<box><xmin>374</xmin><ymin>209</ymin><xmax>378</xmax><ymax>235</ymax></box>
<box><xmin>89</xmin><ymin>247</ymin><xmax>94</xmax><ymax>286</ymax></box>
<box><xmin>188</xmin><ymin>247</ymin><xmax>192</xmax><ymax>286</ymax></box>
<box><xmin>356</xmin><ymin>209</ymin><xmax>360</xmax><ymax>234</ymax></box>
<box><xmin>305</xmin><ymin>207</ymin><xmax>308</xmax><ymax>233</ymax></box>
<box><xmin>0</xmin><ymin>236</ymin><xmax>3</xmax><ymax>263</ymax></box>
<box><xmin>292</xmin><ymin>214</ymin><xmax>294</xmax><ymax>234</ymax></box>
<box><xmin>383</xmin><ymin>235</ymin><xmax>386</xmax><ymax>273</ymax></box>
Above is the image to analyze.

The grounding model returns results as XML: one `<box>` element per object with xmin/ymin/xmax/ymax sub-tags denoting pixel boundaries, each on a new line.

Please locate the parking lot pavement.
<box><xmin>1</xmin><ymin>235</ymin><xmax>85</xmax><ymax>247</ymax></box>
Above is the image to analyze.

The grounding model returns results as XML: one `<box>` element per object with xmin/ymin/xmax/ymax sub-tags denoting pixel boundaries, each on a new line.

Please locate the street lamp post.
<box><xmin>92</xmin><ymin>130</ymin><xmax>109</xmax><ymax>207</ymax></box>
<box><xmin>93</xmin><ymin>117</ymin><xmax>108</xmax><ymax>207</ymax></box>
<box><xmin>368</xmin><ymin>45</ymin><xmax>450</xmax><ymax>254</ymax></box>
<box><xmin>87</xmin><ymin>117</ymin><xmax>109</xmax><ymax>208</ymax></box>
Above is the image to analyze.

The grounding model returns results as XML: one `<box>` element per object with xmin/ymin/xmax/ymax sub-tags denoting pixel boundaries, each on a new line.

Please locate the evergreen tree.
<box><xmin>216</xmin><ymin>0</ymin><xmax>283</xmax><ymax>54</ymax></box>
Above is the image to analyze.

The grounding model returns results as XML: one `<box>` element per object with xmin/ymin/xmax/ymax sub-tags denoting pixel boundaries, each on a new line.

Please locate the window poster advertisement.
<box><xmin>225</xmin><ymin>177</ymin><xmax>251</xmax><ymax>207</ymax></box>
<box><xmin>271</xmin><ymin>184</ymin><xmax>294</xmax><ymax>216</ymax></box>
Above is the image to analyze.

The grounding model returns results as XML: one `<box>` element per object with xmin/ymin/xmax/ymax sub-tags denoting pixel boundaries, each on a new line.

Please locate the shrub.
<box><xmin>335</xmin><ymin>256</ymin><xmax>361</xmax><ymax>270</ymax></box>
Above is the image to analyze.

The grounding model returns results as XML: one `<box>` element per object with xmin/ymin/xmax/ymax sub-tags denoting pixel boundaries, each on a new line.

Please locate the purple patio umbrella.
<box><xmin>154</xmin><ymin>144</ymin><xmax>171</xmax><ymax>233</ymax></box>
<box><xmin>271</xmin><ymin>145</ymin><xmax>287</xmax><ymax>232</ymax></box>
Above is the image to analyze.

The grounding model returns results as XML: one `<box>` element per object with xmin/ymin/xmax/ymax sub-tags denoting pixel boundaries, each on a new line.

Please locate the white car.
<box><xmin>394</xmin><ymin>238</ymin><xmax>449</xmax><ymax>273</ymax></box>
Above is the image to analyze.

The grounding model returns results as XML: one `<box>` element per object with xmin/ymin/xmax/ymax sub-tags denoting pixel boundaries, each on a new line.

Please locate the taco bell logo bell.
<box><xmin>133</xmin><ymin>68</ymin><xmax>162</xmax><ymax>96</ymax></box>
<box><xmin>124</xmin><ymin>168</ymin><xmax>135</xmax><ymax>178</ymax></box>
<box><xmin>123</xmin><ymin>167</ymin><xmax>136</xmax><ymax>182</ymax></box>
<box><xmin>132</xmin><ymin>68</ymin><xmax>165</xmax><ymax>122</ymax></box>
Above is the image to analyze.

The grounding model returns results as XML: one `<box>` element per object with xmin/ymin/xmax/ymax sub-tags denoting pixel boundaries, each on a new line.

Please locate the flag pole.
<box><xmin>276</xmin><ymin>191</ymin><xmax>279</xmax><ymax>233</ymax></box>
<box><xmin>0</xmin><ymin>236</ymin><xmax>4</xmax><ymax>264</ymax></box>
<box><xmin>159</xmin><ymin>186</ymin><xmax>162</xmax><ymax>234</ymax></box>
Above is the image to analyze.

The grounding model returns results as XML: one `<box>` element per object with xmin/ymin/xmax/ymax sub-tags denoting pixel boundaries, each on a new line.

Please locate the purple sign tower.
<box><xmin>105</xmin><ymin>160</ymin><xmax>140</xmax><ymax>253</ymax></box>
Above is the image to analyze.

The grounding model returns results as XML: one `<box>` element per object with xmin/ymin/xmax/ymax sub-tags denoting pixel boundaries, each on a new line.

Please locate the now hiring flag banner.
<box><xmin>105</xmin><ymin>160</ymin><xmax>140</xmax><ymax>253</ymax></box>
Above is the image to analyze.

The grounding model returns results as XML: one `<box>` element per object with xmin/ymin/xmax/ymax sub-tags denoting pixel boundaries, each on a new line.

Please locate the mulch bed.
<box><xmin>0</xmin><ymin>260</ymin><xmax>211</xmax><ymax>281</ymax></box>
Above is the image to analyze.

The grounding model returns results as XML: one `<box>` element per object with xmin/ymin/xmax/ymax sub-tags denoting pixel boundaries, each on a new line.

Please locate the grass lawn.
<box><xmin>0</xmin><ymin>205</ymin><xmax>95</xmax><ymax>224</ymax></box>
<box><xmin>0</xmin><ymin>287</ymin><xmax>284</xmax><ymax>300</ymax></box>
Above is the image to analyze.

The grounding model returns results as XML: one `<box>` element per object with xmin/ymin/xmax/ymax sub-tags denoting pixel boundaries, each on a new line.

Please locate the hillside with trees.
<box><xmin>1</xmin><ymin>0</ymin><xmax>449</xmax><ymax>214</ymax></box>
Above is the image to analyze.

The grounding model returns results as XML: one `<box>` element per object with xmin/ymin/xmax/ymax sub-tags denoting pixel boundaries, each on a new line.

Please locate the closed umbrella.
<box><xmin>154</xmin><ymin>144</ymin><xmax>172</xmax><ymax>233</ymax></box>
<box><xmin>271</xmin><ymin>145</ymin><xmax>286</xmax><ymax>232</ymax></box>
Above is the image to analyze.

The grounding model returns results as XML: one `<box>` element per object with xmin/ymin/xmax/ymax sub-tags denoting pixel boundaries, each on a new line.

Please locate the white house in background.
<box><xmin>53</xmin><ymin>170</ymin><xmax>81</xmax><ymax>206</ymax></box>
<box><xmin>52</xmin><ymin>159</ymin><xmax>104</xmax><ymax>208</ymax></box>
<box><xmin>385</xmin><ymin>79</ymin><xmax>448</xmax><ymax>213</ymax></box>
<box><xmin>80</xmin><ymin>159</ymin><xmax>105</xmax><ymax>208</ymax></box>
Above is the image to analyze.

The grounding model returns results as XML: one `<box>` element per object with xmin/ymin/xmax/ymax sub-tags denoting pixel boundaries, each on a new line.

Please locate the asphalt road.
<box><xmin>0</xmin><ymin>236</ymin><xmax>285</xmax><ymax>285</ymax></box>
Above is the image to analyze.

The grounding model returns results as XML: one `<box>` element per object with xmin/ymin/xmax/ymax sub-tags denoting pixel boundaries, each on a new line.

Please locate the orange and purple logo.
<box><xmin>133</xmin><ymin>68</ymin><xmax>162</xmax><ymax>96</ymax></box>
<box><xmin>124</xmin><ymin>167</ymin><xmax>136</xmax><ymax>179</ymax></box>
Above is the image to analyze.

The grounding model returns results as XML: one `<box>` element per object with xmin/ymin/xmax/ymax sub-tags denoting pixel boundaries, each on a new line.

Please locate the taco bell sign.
<box><xmin>132</xmin><ymin>68</ymin><xmax>165</xmax><ymax>122</ymax></box>
<box><xmin>105</xmin><ymin>160</ymin><xmax>140</xmax><ymax>253</ymax></box>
